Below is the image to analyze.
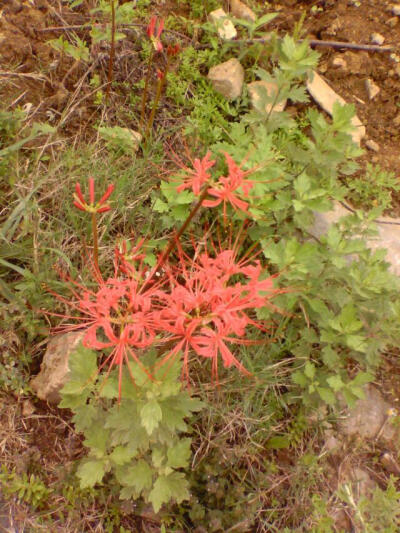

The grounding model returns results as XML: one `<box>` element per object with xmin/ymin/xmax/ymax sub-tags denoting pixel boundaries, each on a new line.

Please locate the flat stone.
<box><xmin>230</xmin><ymin>0</ymin><xmax>256</xmax><ymax>22</ymax></box>
<box><xmin>209</xmin><ymin>8</ymin><xmax>237</xmax><ymax>40</ymax></box>
<box><xmin>365</xmin><ymin>139</ymin><xmax>380</xmax><ymax>152</ymax></box>
<box><xmin>339</xmin><ymin>385</ymin><xmax>397</xmax><ymax>442</ymax></box>
<box><xmin>306</xmin><ymin>71</ymin><xmax>365</xmax><ymax>145</ymax></box>
<box><xmin>30</xmin><ymin>331</ymin><xmax>85</xmax><ymax>404</ymax></box>
<box><xmin>208</xmin><ymin>58</ymin><xmax>244</xmax><ymax>100</ymax></box>
<box><xmin>310</xmin><ymin>201</ymin><xmax>400</xmax><ymax>277</ymax></box>
<box><xmin>365</xmin><ymin>78</ymin><xmax>380</xmax><ymax>100</ymax></box>
<box><xmin>247</xmin><ymin>80</ymin><xmax>287</xmax><ymax>114</ymax></box>
<box><xmin>392</xmin><ymin>4</ymin><xmax>400</xmax><ymax>15</ymax></box>
<box><xmin>370</xmin><ymin>32</ymin><xmax>385</xmax><ymax>45</ymax></box>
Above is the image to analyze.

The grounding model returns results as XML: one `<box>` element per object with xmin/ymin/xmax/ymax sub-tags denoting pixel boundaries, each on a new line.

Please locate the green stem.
<box><xmin>140</xmin><ymin>186</ymin><xmax>210</xmax><ymax>293</ymax></box>
<box><xmin>139</xmin><ymin>47</ymin><xmax>155</xmax><ymax>130</ymax></box>
<box><xmin>91</xmin><ymin>212</ymin><xmax>99</xmax><ymax>269</ymax></box>
<box><xmin>144</xmin><ymin>55</ymin><xmax>172</xmax><ymax>140</ymax></box>
<box><xmin>106</xmin><ymin>0</ymin><xmax>116</xmax><ymax>101</ymax></box>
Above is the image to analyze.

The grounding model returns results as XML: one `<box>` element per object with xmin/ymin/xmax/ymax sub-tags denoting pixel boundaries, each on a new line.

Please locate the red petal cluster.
<box><xmin>203</xmin><ymin>153</ymin><xmax>256</xmax><ymax>220</ymax></box>
<box><xmin>156</xmin><ymin>243</ymin><xmax>282</xmax><ymax>382</ymax></box>
<box><xmin>50</xmin><ymin>239</ymin><xmax>283</xmax><ymax>397</ymax></box>
<box><xmin>73</xmin><ymin>177</ymin><xmax>114</xmax><ymax>214</ymax></box>
<box><xmin>146</xmin><ymin>15</ymin><xmax>164</xmax><ymax>52</ymax></box>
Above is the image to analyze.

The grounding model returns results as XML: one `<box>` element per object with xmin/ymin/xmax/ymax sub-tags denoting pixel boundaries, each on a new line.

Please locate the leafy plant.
<box><xmin>0</xmin><ymin>466</ymin><xmax>52</xmax><ymax>509</ymax></box>
<box><xmin>345</xmin><ymin>163</ymin><xmax>400</xmax><ymax>212</ymax></box>
<box><xmin>60</xmin><ymin>344</ymin><xmax>203</xmax><ymax>512</ymax></box>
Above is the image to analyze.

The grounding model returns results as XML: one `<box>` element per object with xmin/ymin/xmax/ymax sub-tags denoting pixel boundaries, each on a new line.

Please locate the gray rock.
<box><xmin>30</xmin><ymin>331</ymin><xmax>85</xmax><ymax>404</ymax></box>
<box><xmin>339</xmin><ymin>385</ymin><xmax>397</xmax><ymax>442</ymax></box>
<box><xmin>370</xmin><ymin>32</ymin><xmax>385</xmax><ymax>45</ymax></box>
<box><xmin>208</xmin><ymin>58</ymin><xmax>244</xmax><ymax>100</ymax></box>
<box><xmin>350</xmin><ymin>467</ymin><xmax>376</xmax><ymax>498</ymax></box>
<box><xmin>209</xmin><ymin>8</ymin><xmax>237</xmax><ymax>40</ymax></box>
<box><xmin>306</xmin><ymin>71</ymin><xmax>365</xmax><ymax>145</ymax></box>
<box><xmin>365</xmin><ymin>78</ymin><xmax>380</xmax><ymax>100</ymax></box>
<box><xmin>230</xmin><ymin>0</ymin><xmax>256</xmax><ymax>22</ymax></box>
<box><xmin>247</xmin><ymin>80</ymin><xmax>286</xmax><ymax>114</ymax></box>
<box><xmin>310</xmin><ymin>201</ymin><xmax>400</xmax><ymax>277</ymax></box>
<box><xmin>365</xmin><ymin>139</ymin><xmax>380</xmax><ymax>152</ymax></box>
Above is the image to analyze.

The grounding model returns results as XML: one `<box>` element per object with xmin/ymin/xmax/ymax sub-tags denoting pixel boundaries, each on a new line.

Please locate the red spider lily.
<box><xmin>176</xmin><ymin>151</ymin><xmax>216</xmax><ymax>196</ymax></box>
<box><xmin>48</xmin><ymin>253</ymin><xmax>163</xmax><ymax>402</ymax></box>
<box><xmin>156</xmin><ymin>241</ymin><xmax>284</xmax><ymax>383</ymax></box>
<box><xmin>203</xmin><ymin>153</ymin><xmax>256</xmax><ymax>221</ymax></box>
<box><xmin>147</xmin><ymin>15</ymin><xmax>164</xmax><ymax>52</ymax></box>
<box><xmin>73</xmin><ymin>177</ymin><xmax>114</xmax><ymax>214</ymax></box>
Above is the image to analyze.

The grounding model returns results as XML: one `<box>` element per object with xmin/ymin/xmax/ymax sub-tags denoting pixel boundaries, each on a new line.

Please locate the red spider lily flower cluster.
<box><xmin>147</xmin><ymin>15</ymin><xmax>165</xmax><ymax>52</ymax></box>
<box><xmin>176</xmin><ymin>151</ymin><xmax>216</xmax><ymax>196</ymax></box>
<box><xmin>73</xmin><ymin>178</ymin><xmax>114</xmax><ymax>214</ymax></box>
<box><xmin>157</xmin><ymin>242</ymin><xmax>282</xmax><ymax>382</ymax></box>
<box><xmin>203</xmin><ymin>153</ymin><xmax>256</xmax><ymax>218</ymax></box>
<box><xmin>175</xmin><ymin>152</ymin><xmax>257</xmax><ymax>221</ymax></box>
<box><xmin>50</xmin><ymin>237</ymin><xmax>283</xmax><ymax>399</ymax></box>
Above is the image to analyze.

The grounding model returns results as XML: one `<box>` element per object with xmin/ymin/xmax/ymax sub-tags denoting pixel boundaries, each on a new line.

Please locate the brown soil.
<box><xmin>273</xmin><ymin>0</ymin><xmax>400</xmax><ymax>214</ymax></box>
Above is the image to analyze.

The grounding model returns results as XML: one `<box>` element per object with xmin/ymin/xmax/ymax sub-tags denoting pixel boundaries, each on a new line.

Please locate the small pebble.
<box><xmin>332</xmin><ymin>56</ymin><xmax>347</xmax><ymax>69</ymax></box>
<box><xmin>22</xmin><ymin>399</ymin><xmax>36</xmax><ymax>416</ymax></box>
<box><xmin>390</xmin><ymin>53</ymin><xmax>400</xmax><ymax>63</ymax></box>
<box><xmin>370</xmin><ymin>32</ymin><xmax>385</xmax><ymax>45</ymax></box>
<box><xmin>365</xmin><ymin>78</ymin><xmax>380</xmax><ymax>100</ymax></box>
<box><xmin>392</xmin><ymin>4</ymin><xmax>400</xmax><ymax>15</ymax></box>
<box><xmin>393</xmin><ymin>114</ymin><xmax>400</xmax><ymax>126</ymax></box>
<box><xmin>365</xmin><ymin>139</ymin><xmax>380</xmax><ymax>152</ymax></box>
<box><xmin>386</xmin><ymin>16</ymin><xmax>399</xmax><ymax>27</ymax></box>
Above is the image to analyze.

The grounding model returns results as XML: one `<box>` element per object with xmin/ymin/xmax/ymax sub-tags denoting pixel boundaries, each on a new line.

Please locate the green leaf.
<box><xmin>167</xmin><ymin>438</ymin><xmax>192</xmax><ymax>469</ymax></box>
<box><xmin>77</xmin><ymin>459</ymin><xmax>108</xmax><ymax>488</ymax></box>
<box><xmin>109</xmin><ymin>446</ymin><xmax>137</xmax><ymax>466</ymax></box>
<box><xmin>304</xmin><ymin>361</ymin><xmax>316</xmax><ymax>380</ymax></box>
<box><xmin>117</xmin><ymin>460</ymin><xmax>153</xmax><ymax>494</ymax></box>
<box><xmin>61</xmin><ymin>343</ymin><xmax>98</xmax><ymax>396</ymax></box>
<box><xmin>140</xmin><ymin>399</ymin><xmax>162</xmax><ymax>436</ymax></box>
<box><xmin>148</xmin><ymin>472</ymin><xmax>190</xmax><ymax>512</ymax></box>
<box><xmin>326</xmin><ymin>375</ymin><xmax>344</xmax><ymax>392</ymax></box>
<box><xmin>317</xmin><ymin>387</ymin><xmax>336</xmax><ymax>405</ymax></box>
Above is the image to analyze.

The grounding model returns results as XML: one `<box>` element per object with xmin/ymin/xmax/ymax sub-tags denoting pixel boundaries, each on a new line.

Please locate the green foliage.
<box><xmin>48</xmin><ymin>35</ymin><xmax>90</xmax><ymax>62</ymax></box>
<box><xmin>0</xmin><ymin>466</ymin><xmax>52</xmax><ymax>509</ymax></box>
<box><xmin>338</xmin><ymin>477</ymin><xmax>400</xmax><ymax>532</ymax></box>
<box><xmin>345</xmin><ymin>163</ymin><xmax>400</xmax><ymax>212</ymax></box>
<box><xmin>60</xmin><ymin>344</ymin><xmax>203</xmax><ymax>512</ymax></box>
<box><xmin>97</xmin><ymin>126</ymin><xmax>142</xmax><ymax>154</ymax></box>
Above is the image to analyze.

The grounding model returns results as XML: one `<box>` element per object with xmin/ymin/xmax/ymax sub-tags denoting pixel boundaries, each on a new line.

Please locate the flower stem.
<box><xmin>106</xmin><ymin>0</ymin><xmax>116</xmax><ymax>102</ymax></box>
<box><xmin>144</xmin><ymin>55</ymin><xmax>172</xmax><ymax>140</ymax></box>
<box><xmin>140</xmin><ymin>186</ymin><xmax>209</xmax><ymax>293</ymax></box>
<box><xmin>91</xmin><ymin>212</ymin><xmax>99</xmax><ymax>269</ymax></box>
<box><xmin>139</xmin><ymin>47</ymin><xmax>155</xmax><ymax>130</ymax></box>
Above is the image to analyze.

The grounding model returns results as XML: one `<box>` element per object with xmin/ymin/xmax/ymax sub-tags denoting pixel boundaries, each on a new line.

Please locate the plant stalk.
<box><xmin>91</xmin><ymin>212</ymin><xmax>99</xmax><ymax>269</ymax></box>
<box><xmin>106</xmin><ymin>0</ymin><xmax>116</xmax><ymax>101</ymax></box>
<box><xmin>140</xmin><ymin>186</ymin><xmax>210</xmax><ymax>292</ymax></box>
<box><xmin>144</xmin><ymin>55</ymin><xmax>172</xmax><ymax>139</ymax></box>
<box><xmin>139</xmin><ymin>47</ymin><xmax>155</xmax><ymax>130</ymax></box>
